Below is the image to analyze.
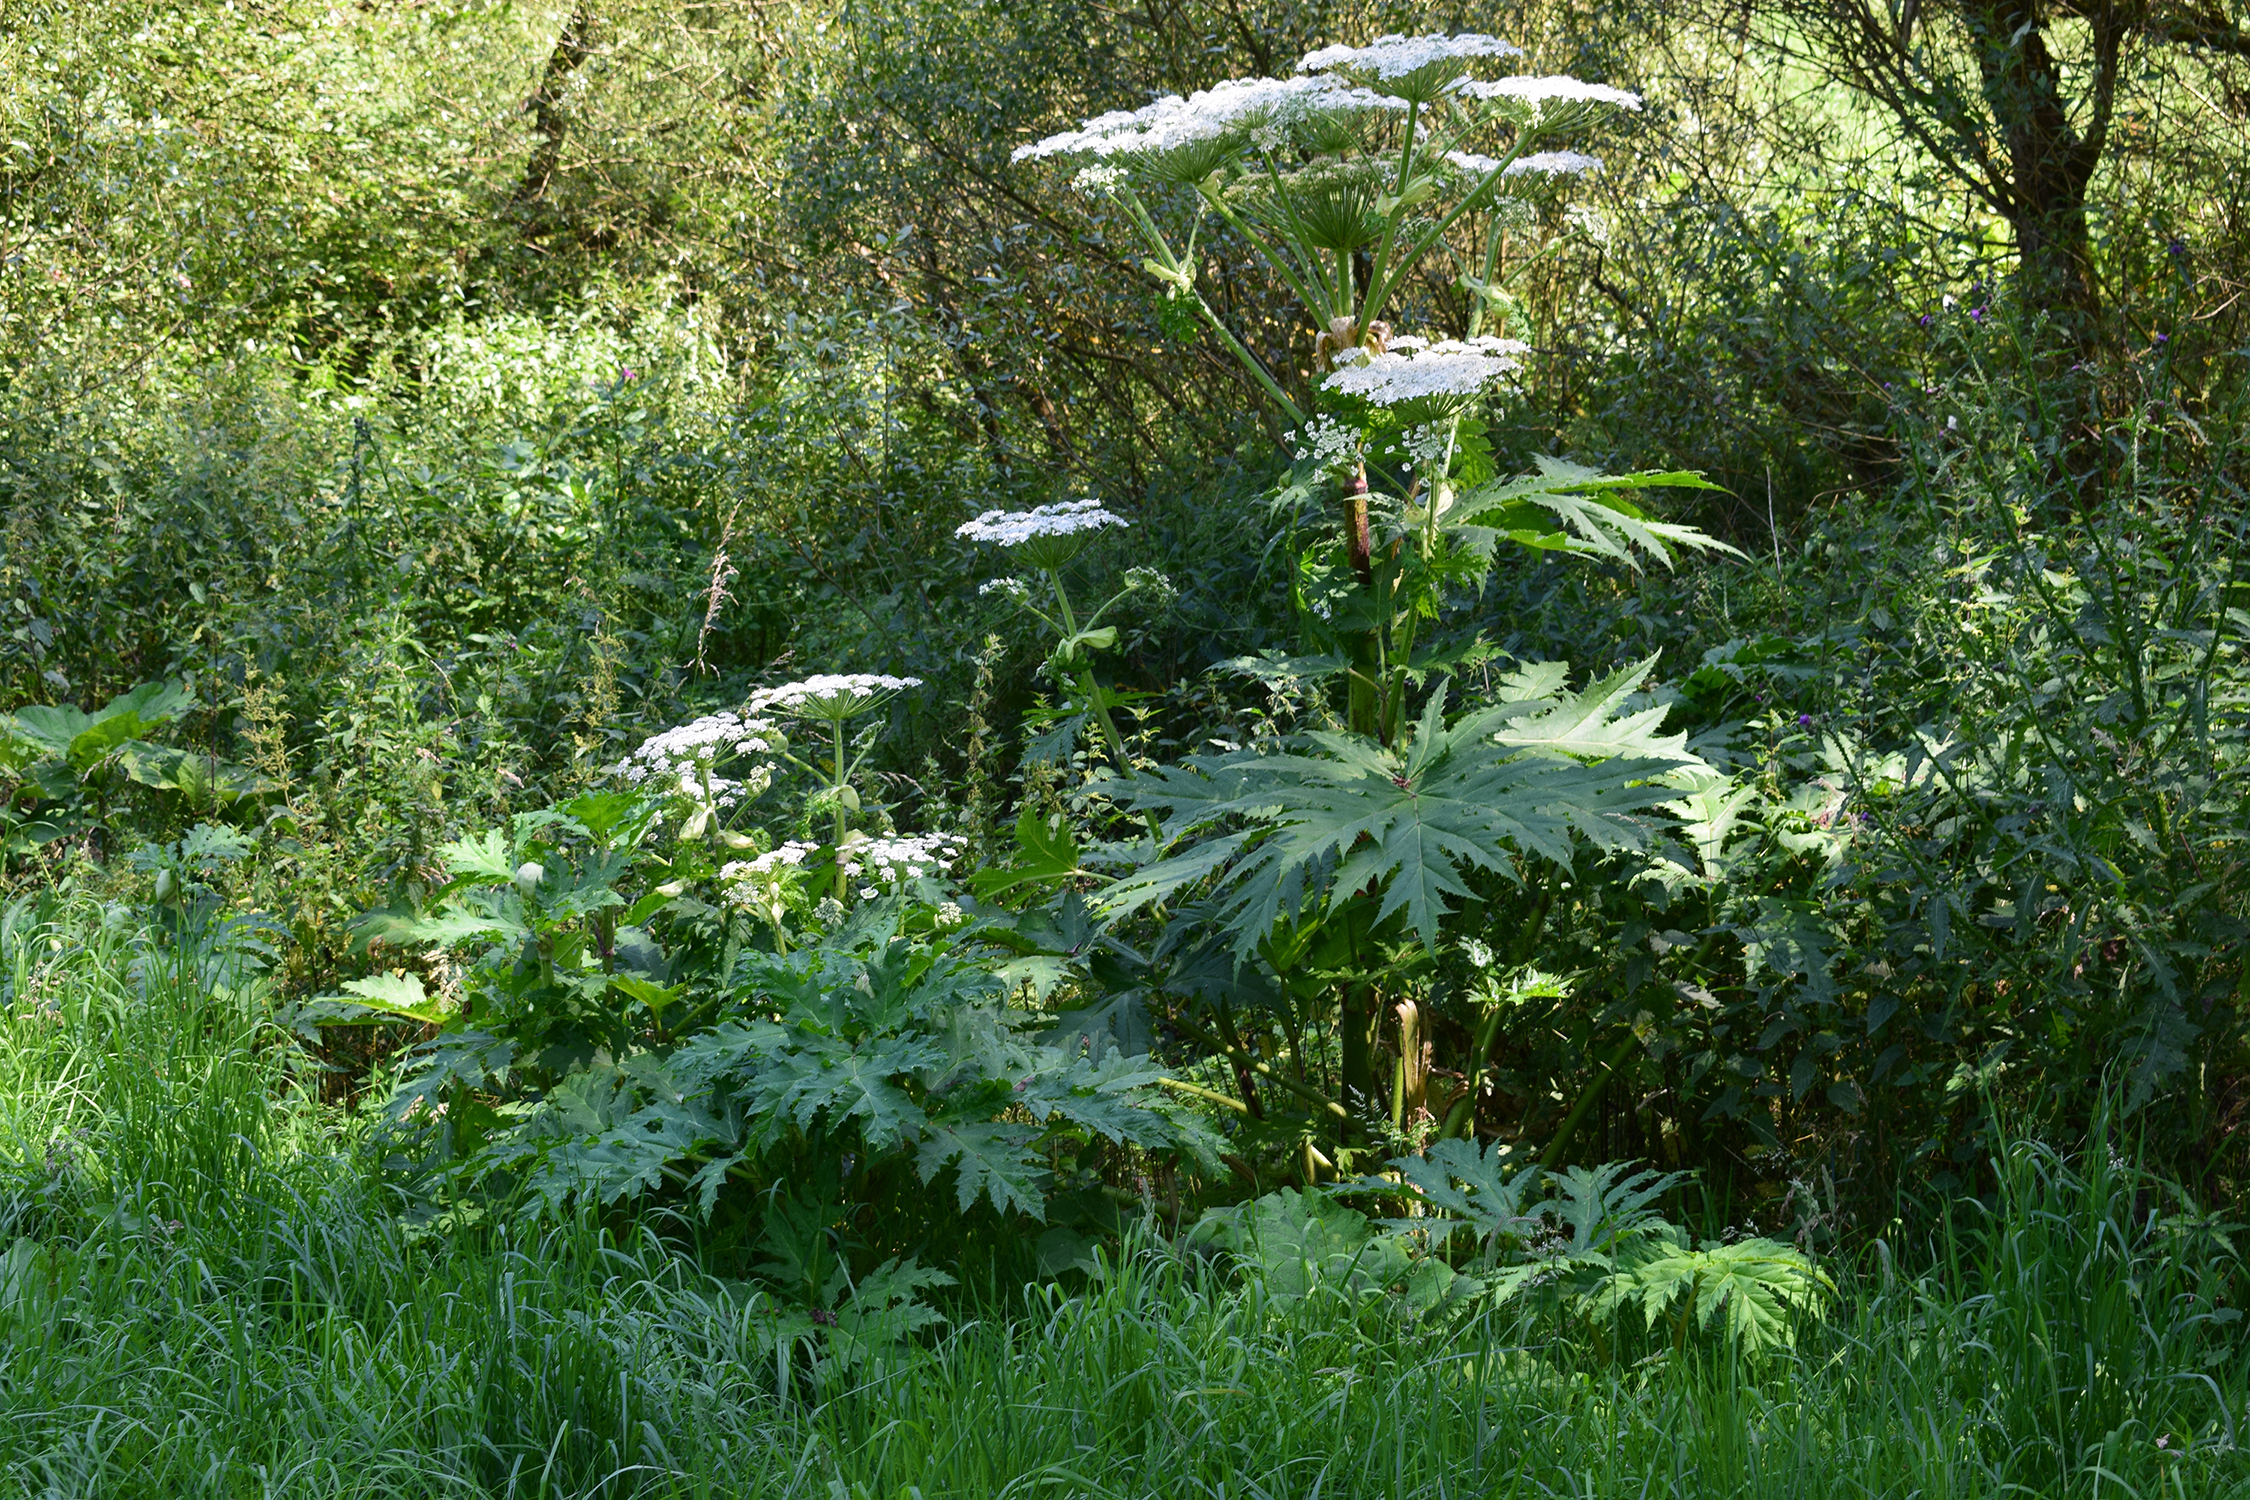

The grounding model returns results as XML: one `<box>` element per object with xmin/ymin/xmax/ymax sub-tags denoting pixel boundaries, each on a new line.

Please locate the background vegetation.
<box><xmin>4</xmin><ymin>0</ymin><xmax>2249</xmax><ymax>1491</ymax></box>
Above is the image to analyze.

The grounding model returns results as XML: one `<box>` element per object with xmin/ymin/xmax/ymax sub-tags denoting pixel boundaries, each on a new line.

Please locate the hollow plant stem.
<box><xmin>1044</xmin><ymin>568</ymin><xmax>1166</xmax><ymax>848</ymax></box>
<box><xmin>832</xmin><ymin>716</ymin><xmax>851</xmax><ymax>901</ymax></box>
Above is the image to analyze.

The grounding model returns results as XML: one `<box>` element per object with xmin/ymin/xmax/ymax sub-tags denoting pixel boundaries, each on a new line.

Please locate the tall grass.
<box><xmin>0</xmin><ymin>896</ymin><xmax>2243</xmax><ymax>1499</ymax></box>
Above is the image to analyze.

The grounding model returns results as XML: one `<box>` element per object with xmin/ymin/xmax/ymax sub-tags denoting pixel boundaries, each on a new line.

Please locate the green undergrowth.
<box><xmin>2</xmin><ymin>900</ymin><xmax>2245</xmax><ymax>1500</ymax></box>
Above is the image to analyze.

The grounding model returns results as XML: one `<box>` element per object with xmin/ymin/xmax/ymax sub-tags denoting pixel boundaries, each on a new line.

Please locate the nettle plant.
<box><xmin>1012</xmin><ymin>33</ymin><xmax>1739</xmax><ymax>1146</ymax></box>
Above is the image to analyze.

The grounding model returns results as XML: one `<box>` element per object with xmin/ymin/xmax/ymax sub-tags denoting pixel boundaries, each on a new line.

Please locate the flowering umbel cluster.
<box><xmin>844</xmin><ymin>832</ymin><xmax>967</xmax><ymax>896</ymax></box>
<box><xmin>609</xmin><ymin>711</ymin><xmax>778</xmax><ymax>814</ymax></box>
<box><xmin>957</xmin><ymin>498</ymin><xmax>1130</xmax><ymax>570</ymax></box>
<box><xmin>955</xmin><ymin>499</ymin><xmax>1130</xmax><ymax>546</ymax></box>
<box><xmin>1322</xmin><ymin>336</ymin><xmax>1529</xmax><ymax>411</ymax></box>
<box><xmin>749</xmin><ymin>674</ymin><xmax>921</xmax><ymax>720</ymax></box>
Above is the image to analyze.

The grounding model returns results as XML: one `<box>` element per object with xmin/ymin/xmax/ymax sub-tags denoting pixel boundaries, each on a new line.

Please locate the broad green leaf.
<box><xmin>100</xmin><ymin>679</ymin><xmax>197</xmax><ymax>726</ymax></box>
<box><xmin>1107</xmin><ymin>678</ymin><xmax>1700</xmax><ymax>954</ymax></box>
<box><xmin>969</xmin><ymin>804</ymin><xmax>1081</xmax><ymax>900</ymax></box>
<box><xmin>331</xmin><ymin>970</ymin><xmax>451</xmax><ymax>1025</ymax></box>
<box><xmin>64</xmin><ymin>714</ymin><xmax>144</xmax><ymax>770</ymax></box>
<box><xmin>8</xmin><ymin>706</ymin><xmax>92</xmax><ymax>759</ymax></box>
<box><xmin>915</xmin><ymin>1121</ymin><xmax>1044</xmax><ymax>1217</ymax></box>
<box><xmin>1485</xmin><ymin>657</ymin><xmax>1693</xmax><ymax>763</ymax></box>
<box><xmin>438</xmin><ymin>828</ymin><xmax>516</xmax><ymax>881</ymax></box>
<box><xmin>1386</xmin><ymin>1138</ymin><xmax>1544</xmax><ymax>1251</ymax></box>
<box><xmin>1452</xmin><ymin>457</ymin><xmax>1738</xmax><ymax>573</ymax></box>
<box><xmin>607</xmin><ymin>973</ymin><xmax>681</xmax><ymax>1024</ymax></box>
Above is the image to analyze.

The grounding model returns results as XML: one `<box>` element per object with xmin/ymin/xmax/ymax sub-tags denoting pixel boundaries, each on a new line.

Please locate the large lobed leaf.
<box><xmin>1448</xmin><ymin>456</ymin><xmax>1742</xmax><ymax>574</ymax></box>
<box><xmin>1106</xmin><ymin>664</ymin><xmax>1705</xmax><ymax>953</ymax></box>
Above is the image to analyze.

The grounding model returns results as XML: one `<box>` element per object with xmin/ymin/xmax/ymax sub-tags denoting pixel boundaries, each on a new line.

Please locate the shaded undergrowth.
<box><xmin>0</xmin><ymin>899</ymin><xmax>2242</xmax><ymax>1499</ymax></box>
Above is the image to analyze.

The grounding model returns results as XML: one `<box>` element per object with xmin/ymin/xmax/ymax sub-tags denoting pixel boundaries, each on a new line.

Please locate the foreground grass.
<box><xmin>1</xmin><ymin>901</ymin><xmax>2245</xmax><ymax>1499</ymax></box>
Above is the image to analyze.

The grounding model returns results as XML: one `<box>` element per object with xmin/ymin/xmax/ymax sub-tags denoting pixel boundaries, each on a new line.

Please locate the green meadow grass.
<box><xmin>1</xmin><ymin>898</ymin><xmax>2242</xmax><ymax>1499</ymax></box>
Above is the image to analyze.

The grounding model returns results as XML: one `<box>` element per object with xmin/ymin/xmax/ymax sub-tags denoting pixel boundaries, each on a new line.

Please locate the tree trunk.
<box><xmin>1962</xmin><ymin>0</ymin><xmax>2120</xmax><ymax>351</ymax></box>
<box><xmin>515</xmin><ymin>6</ymin><xmax>596</xmax><ymax>232</ymax></box>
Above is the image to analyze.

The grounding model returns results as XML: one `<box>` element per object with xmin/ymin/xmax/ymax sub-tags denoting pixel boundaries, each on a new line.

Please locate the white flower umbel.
<box><xmin>1013</xmin><ymin>73</ymin><xmax>1404</xmax><ymax>181</ymax></box>
<box><xmin>842</xmin><ymin>832</ymin><xmax>967</xmax><ymax>895</ymax></box>
<box><xmin>611</xmin><ymin>712</ymin><xmax>778</xmax><ymax>784</ymax></box>
<box><xmin>1289</xmin><ymin>413</ymin><xmax>1364</xmax><ymax>477</ymax></box>
<box><xmin>1299</xmin><ymin>33</ymin><xmax>1522</xmax><ymax>104</ymax></box>
<box><xmin>1509</xmin><ymin>150</ymin><xmax>1603</xmax><ymax>177</ymax></box>
<box><xmin>957</xmin><ymin>498</ymin><xmax>1128</xmax><ymax>570</ymax></box>
<box><xmin>1457</xmin><ymin>75</ymin><xmax>1642</xmax><ymax>112</ymax></box>
<box><xmin>1321</xmin><ymin>336</ymin><xmax>1528</xmax><ymax>413</ymax></box>
<box><xmin>610</xmin><ymin>711</ymin><xmax>779</xmax><ymax>837</ymax></box>
<box><xmin>1300</xmin><ymin>33</ymin><xmax>1522</xmax><ymax>78</ymax></box>
<box><xmin>1565</xmin><ymin>203</ymin><xmax>1611</xmax><ymax>244</ymax></box>
<box><xmin>720</xmin><ymin>840</ymin><xmax>821</xmax><ymax>951</ymax></box>
<box><xmin>750</xmin><ymin>674</ymin><xmax>919</xmax><ymax>895</ymax></box>
<box><xmin>748</xmin><ymin>673</ymin><xmax>920</xmax><ymax>723</ymax></box>
<box><xmin>1449</xmin><ymin>148</ymin><xmax>1603</xmax><ymax>178</ymax></box>
<box><xmin>722</xmin><ymin>841</ymin><xmax>819</xmax><ymax>882</ymax></box>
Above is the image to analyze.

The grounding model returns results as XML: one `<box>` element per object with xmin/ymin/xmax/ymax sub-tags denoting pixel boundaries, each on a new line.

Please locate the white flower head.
<box><xmin>1321</xmin><ymin>336</ymin><xmax>1528</xmax><ymax>413</ymax></box>
<box><xmin>609</xmin><ymin>711</ymin><xmax>780</xmax><ymax>816</ymax></box>
<box><xmin>1072</xmin><ymin>163</ymin><xmax>1125</xmax><ymax>194</ymax></box>
<box><xmin>1300</xmin><ymin>33</ymin><xmax>1522</xmax><ymax>103</ymax></box>
<box><xmin>1289</xmin><ymin>413</ymin><xmax>1364</xmax><ymax>475</ymax></box>
<box><xmin>1564</xmin><ymin>203</ymin><xmax>1610</xmax><ymax>243</ymax></box>
<box><xmin>957</xmin><ymin>498</ymin><xmax>1129</xmax><ymax>569</ymax></box>
<box><xmin>749</xmin><ymin>673</ymin><xmax>920</xmax><ymax>723</ymax></box>
<box><xmin>980</xmin><ymin>575</ymin><xmax>1034</xmax><ymax>602</ymax></box>
<box><xmin>1123</xmin><ymin>565</ymin><xmax>1176</xmax><ymax>604</ymax></box>
<box><xmin>1013</xmin><ymin>74</ymin><xmax>1405</xmax><ymax>182</ymax></box>
<box><xmin>842</xmin><ymin>832</ymin><xmax>968</xmax><ymax>892</ymax></box>
<box><xmin>1456</xmin><ymin>74</ymin><xmax>1642</xmax><ymax>116</ymax></box>
<box><xmin>1508</xmin><ymin>149</ymin><xmax>1604</xmax><ymax>178</ymax></box>
<box><xmin>720</xmin><ymin>840</ymin><xmax>821</xmax><ymax>915</ymax></box>
<box><xmin>1399</xmin><ymin>422</ymin><xmax>1454</xmax><ymax>474</ymax></box>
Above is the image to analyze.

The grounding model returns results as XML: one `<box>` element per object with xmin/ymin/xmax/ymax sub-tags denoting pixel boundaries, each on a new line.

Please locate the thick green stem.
<box><xmin>1541</xmin><ymin>1030</ymin><xmax>1639</xmax><ymax>1171</ymax></box>
<box><xmin>1046</xmin><ymin>569</ymin><xmax>1166</xmax><ymax>848</ymax></box>
<box><xmin>1340</xmin><ymin>978</ymin><xmax>1381</xmax><ymax>1142</ymax></box>
<box><xmin>1118</xmin><ymin>186</ymin><xmax>1304</xmax><ymax>426</ymax></box>
<box><xmin>831</xmin><ymin>717</ymin><xmax>850</xmax><ymax>901</ymax></box>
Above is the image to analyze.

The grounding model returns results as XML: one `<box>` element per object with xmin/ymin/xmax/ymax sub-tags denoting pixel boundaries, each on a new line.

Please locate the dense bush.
<box><xmin>3</xmin><ymin>0</ymin><xmax>2249</xmax><ymax>1367</ymax></box>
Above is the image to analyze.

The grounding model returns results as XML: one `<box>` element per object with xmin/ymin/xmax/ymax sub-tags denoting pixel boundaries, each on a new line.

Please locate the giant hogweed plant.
<box><xmin>1009</xmin><ymin>34</ymin><xmax>1738</xmax><ymax>1142</ymax></box>
<box><xmin>319</xmin><ymin>677</ymin><xmax>1213</xmax><ymax>1339</ymax></box>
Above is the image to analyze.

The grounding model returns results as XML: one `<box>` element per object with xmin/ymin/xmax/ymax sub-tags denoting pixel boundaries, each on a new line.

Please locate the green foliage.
<box><xmin>0</xmin><ymin>681</ymin><xmax>270</xmax><ymax>853</ymax></box>
<box><xmin>1188</xmin><ymin>1186</ymin><xmax>1460</xmax><ymax>1311</ymax></box>
<box><xmin>471</xmin><ymin>905</ymin><xmax>1217</xmax><ymax>1222</ymax></box>
<box><xmin>1108</xmin><ymin>664</ymin><xmax>1702</xmax><ymax>954</ymax></box>
<box><xmin>2</xmin><ymin>898</ymin><xmax>2247</xmax><ymax>1495</ymax></box>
